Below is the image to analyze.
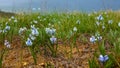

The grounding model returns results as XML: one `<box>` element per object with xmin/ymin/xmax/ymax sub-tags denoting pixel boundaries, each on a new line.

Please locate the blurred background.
<box><xmin>0</xmin><ymin>0</ymin><xmax>120</xmax><ymax>13</ymax></box>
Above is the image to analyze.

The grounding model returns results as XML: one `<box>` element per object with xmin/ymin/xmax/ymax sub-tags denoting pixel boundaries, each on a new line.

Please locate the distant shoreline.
<box><xmin>0</xmin><ymin>10</ymin><xmax>15</xmax><ymax>18</ymax></box>
<box><xmin>1</xmin><ymin>9</ymin><xmax>120</xmax><ymax>17</ymax></box>
<box><xmin>1</xmin><ymin>8</ymin><xmax>120</xmax><ymax>14</ymax></box>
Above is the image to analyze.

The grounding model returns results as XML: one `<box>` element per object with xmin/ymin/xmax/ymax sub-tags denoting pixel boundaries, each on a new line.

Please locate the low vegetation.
<box><xmin>0</xmin><ymin>10</ymin><xmax>120</xmax><ymax>68</ymax></box>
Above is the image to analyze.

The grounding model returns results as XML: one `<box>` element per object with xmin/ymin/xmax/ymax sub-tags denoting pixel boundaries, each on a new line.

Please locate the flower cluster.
<box><xmin>26</xmin><ymin>25</ymin><xmax>39</xmax><ymax>46</ymax></box>
<box><xmin>9</xmin><ymin>16</ymin><xmax>18</xmax><ymax>23</ymax></box>
<box><xmin>4</xmin><ymin>40</ymin><xmax>11</xmax><ymax>48</ymax></box>
<box><xmin>95</xmin><ymin>14</ymin><xmax>106</xmax><ymax>30</ymax></box>
<box><xmin>90</xmin><ymin>32</ymin><xmax>102</xmax><ymax>43</ymax></box>
<box><xmin>95</xmin><ymin>32</ymin><xmax>102</xmax><ymax>41</ymax></box>
<box><xmin>95</xmin><ymin>21</ymin><xmax>105</xmax><ymax>29</ymax></box>
<box><xmin>45</xmin><ymin>25</ymin><xmax>57</xmax><ymax>44</ymax></box>
<box><xmin>45</xmin><ymin>28</ymin><xmax>56</xmax><ymax>36</ymax></box>
<box><xmin>19</xmin><ymin>27</ymin><xmax>27</xmax><ymax>35</ymax></box>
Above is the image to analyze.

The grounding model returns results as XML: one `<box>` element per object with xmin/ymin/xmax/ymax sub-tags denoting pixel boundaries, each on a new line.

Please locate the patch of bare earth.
<box><xmin>1</xmin><ymin>36</ymin><xmax>99</xmax><ymax>68</ymax></box>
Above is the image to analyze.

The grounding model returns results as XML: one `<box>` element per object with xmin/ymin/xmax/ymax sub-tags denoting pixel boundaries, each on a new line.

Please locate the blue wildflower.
<box><xmin>50</xmin><ymin>36</ymin><xmax>57</xmax><ymax>44</ymax></box>
<box><xmin>26</xmin><ymin>38</ymin><xmax>32</xmax><ymax>46</ymax></box>
<box><xmin>99</xmin><ymin>55</ymin><xmax>109</xmax><ymax>63</ymax></box>
<box><xmin>90</xmin><ymin>36</ymin><xmax>97</xmax><ymax>43</ymax></box>
<box><xmin>31</xmin><ymin>28</ymin><xmax>39</xmax><ymax>36</ymax></box>
<box><xmin>97</xmin><ymin>15</ymin><xmax>104</xmax><ymax>21</ymax></box>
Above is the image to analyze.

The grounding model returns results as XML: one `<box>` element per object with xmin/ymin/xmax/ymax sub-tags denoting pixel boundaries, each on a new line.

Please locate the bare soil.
<box><xmin>1</xmin><ymin>36</ymin><xmax>99</xmax><ymax>68</ymax></box>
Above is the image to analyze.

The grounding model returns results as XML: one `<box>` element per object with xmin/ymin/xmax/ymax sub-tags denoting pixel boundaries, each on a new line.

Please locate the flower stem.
<box><xmin>29</xmin><ymin>46</ymin><xmax>37</xmax><ymax>64</ymax></box>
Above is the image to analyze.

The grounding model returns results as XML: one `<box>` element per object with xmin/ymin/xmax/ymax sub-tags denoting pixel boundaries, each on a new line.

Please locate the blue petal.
<box><xmin>99</xmin><ymin>55</ymin><xmax>104</xmax><ymax>62</ymax></box>
<box><xmin>104</xmin><ymin>55</ymin><xmax>109</xmax><ymax>61</ymax></box>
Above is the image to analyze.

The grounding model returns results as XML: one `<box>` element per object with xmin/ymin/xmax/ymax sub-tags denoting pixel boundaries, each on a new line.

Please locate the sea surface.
<box><xmin>0</xmin><ymin>0</ymin><xmax>120</xmax><ymax>12</ymax></box>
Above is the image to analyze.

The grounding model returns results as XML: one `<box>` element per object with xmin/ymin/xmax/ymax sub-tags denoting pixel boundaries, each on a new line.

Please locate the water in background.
<box><xmin>0</xmin><ymin>0</ymin><xmax>120</xmax><ymax>13</ymax></box>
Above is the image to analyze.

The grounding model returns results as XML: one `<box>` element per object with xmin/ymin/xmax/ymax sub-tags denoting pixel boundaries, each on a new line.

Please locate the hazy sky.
<box><xmin>0</xmin><ymin>0</ymin><xmax>120</xmax><ymax>12</ymax></box>
<box><xmin>0</xmin><ymin>0</ymin><xmax>25</xmax><ymax>7</ymax></box>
